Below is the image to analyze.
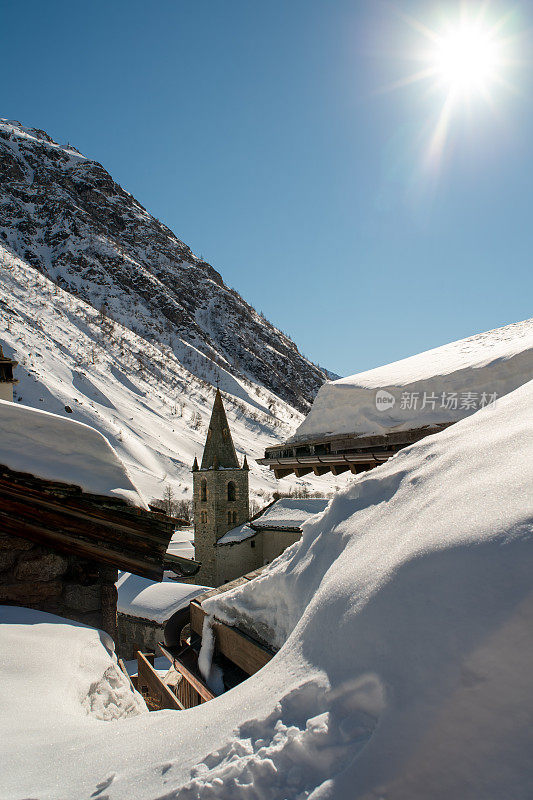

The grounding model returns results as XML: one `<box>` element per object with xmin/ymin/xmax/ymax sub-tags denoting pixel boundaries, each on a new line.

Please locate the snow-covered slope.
<box><xmin>2</xmin><ymin>380</ymin><xmax>532</xmax><ymax>800</ymax></box>
<box><xmin>293</xmin><ymin>317</ymin><xmax>533</xmax><ymax>440</ymax></box>
<box><xmin>0</xmin><ymin>247</ymin><xmax>343</xmax><ymax>505</ymax></box>
<box><xmin>0</xmin><ymin>119</ymin><xmax>326</xmax><ymax>412</ymax></box>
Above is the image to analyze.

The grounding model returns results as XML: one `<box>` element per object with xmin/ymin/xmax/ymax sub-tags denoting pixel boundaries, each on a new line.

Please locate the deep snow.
<box><xmin>294</xmin><ymin>317</ymin><xmax>533</xmax><ymax>440</ymax></box>
<box><xmin>1</xmin><ymin>380</ymin><xmax>532</xmax><ymax>800</ymax></box>
<box><xmin>0</xmin><ymin>398</ymin><xmax>145</xmax><ymax>506</ymax></box>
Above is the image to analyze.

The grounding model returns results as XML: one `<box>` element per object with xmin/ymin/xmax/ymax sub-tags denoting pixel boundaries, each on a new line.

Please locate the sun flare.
<box><xmin>387</xmin><ymin>4</ymin><xmax>518</xmax><ymax>168</ymax></box>
<box><xmin>431</xmin><ymin>23</ymin><xmax>500</xmax><ymax>94</ymax></box>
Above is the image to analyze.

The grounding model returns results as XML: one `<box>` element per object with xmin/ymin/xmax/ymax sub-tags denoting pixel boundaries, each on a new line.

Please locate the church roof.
<box><xmin>217</xmin><ymin>497</ymin><xmax>330</xmax><ymax>545</ymax></box>
<box><xmin>200</xmin><ymin>389</ymin><xmax>240</xmax><ymax>470</ymax></box>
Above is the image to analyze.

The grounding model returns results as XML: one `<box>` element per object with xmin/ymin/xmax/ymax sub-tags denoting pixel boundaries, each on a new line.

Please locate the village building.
<box><xmin>191</xmin><ymin>389</ymin><xmax>250</xmax><ymax>587</ymax></box>
<box><xmin>192</xmin><ymin>390</ymin><xmax>328</xmax><ymax>587</ymax></box>
<box><xmin>0</xmin><ymin>355</ymin><xmax>199</xmax><ymax>641</ymax></box>
<box><xmin>258</xmin><ymin>319</ymin><xmax>533</xmax><ymax>479</ymax></box>
<box><xmin>0</xmin><ymin>344</ymin><xmax>18</xmax><ymax>402</ymax></box>
<box><xmin>116</xmin><ymin>572</ymin><xmax>207</xmax><ymax>659</ymax></box>
<box><xmin>216</xmin><ymin>496</ymin><xmax>329</xmax><ymax>584</ymax></box>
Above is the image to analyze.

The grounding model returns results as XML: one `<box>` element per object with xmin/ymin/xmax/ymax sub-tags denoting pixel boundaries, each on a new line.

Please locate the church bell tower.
<box><xmin>192</xmin><ymin>389</ymin><xmax>249</xmax><ymax>586</ymax></box>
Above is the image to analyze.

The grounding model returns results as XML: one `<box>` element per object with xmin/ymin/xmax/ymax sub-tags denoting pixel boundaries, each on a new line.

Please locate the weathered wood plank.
<box><xmin>0</xmin><ymin>475</ymin><xmax>200</xmax><ymax>580</ymax></box>
<box><xmin>212</xmin><ymin>620</ymin><xmax>273</xmax><ymax>675</ymax></box>
<box><xmin>158</xmin><ymin>643</ymin><xmax>214</xmax><ymax>703</ymax></box>
<box><xmin>0</xmin><ymin>512</ymin><xmax>166</xmax><ymax>580</ymax></box>
<box><xmin>190</xmin><ymin>601</ymin><xmax>205</xmax><ymax>637</ymax></box>
<box><xmin>118</xmin><ymin>658</ymin><xmax>137</xmax><ymax>694</ymax></box>
<box><xmin>136</xmin><ymin>651</ymin><xmax>183</xmax><ymax>710</ymax></box>
<box><xmin>190</xmin><ymin>601</ymin><xmax>273</xmax><ymax>676</ymax></box>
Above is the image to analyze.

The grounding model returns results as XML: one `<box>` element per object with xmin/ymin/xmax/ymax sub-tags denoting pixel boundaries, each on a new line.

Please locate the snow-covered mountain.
<box><xmin>0</xmin><ymin>119</ymin><xmax>341</xmax><ymax>505</ymax></box>
<box><xmin>0</xmin><ymin>119</ymin><xmax>327</xmax><ymax>411</ymax></box>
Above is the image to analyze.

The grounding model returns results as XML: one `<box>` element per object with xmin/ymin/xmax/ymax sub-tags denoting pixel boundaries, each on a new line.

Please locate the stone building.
<box><xmin>0</xmin><ymin>376</ymin><xmax>198</xmax><ymax>640</ymax></box>
<box><xmin>192</xmin><ymin>390</ymin><xmax>329</xmax><ymax>587</ymax></box>
<box><xmin>215</xmin><ymin>497</ymin><xmax>329</xmax><ymax>584</ymax></box>
<box><xmin>192</xmin><ymin>389</ymin><xmax>249</xmax><ymax>586</ymax></box>
<box><xmin>0</xmin><ymin>344</ymin><xmax>18</xmax><ymax>402</ymax></box>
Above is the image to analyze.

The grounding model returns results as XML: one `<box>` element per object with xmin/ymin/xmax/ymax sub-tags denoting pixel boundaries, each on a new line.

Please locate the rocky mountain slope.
<box><xmin>0</xmin><ymin>120</ymin><xmax>341</xmax><ymax>505</ymax></box>
<box><xmin>0</xmin><ymin>119</ymin><xmax>327</xmax><ymax>412</ymax></box>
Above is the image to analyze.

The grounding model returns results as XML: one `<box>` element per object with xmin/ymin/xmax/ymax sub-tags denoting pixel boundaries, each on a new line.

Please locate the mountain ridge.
<box><xmin>0</xmin><ymin>118</ymin><xmax>329</xmax><ymax>413</ymax></box>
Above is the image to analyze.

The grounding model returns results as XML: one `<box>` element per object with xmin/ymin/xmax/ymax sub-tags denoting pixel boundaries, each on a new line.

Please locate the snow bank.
<box><xmin>294</xmin><ymin>317</ymin><xmax>533</xmax><ymax>439</ymax></box>
<box><xmin>0</xmin><ymin>399</ymin><xmax>146</xmax><ymax>506</ymax></box>
<box><xmin>116</xmin><ymin>572</ymin><xmax>207</xmax><ymax>623</ymax></box>
<box><xmin>0</xmin><ymin>606</ymin><xmax>147</xmax><ymax>797</ymax></box>
<box><xmin>2</xmin><ymin>380</ymin><xmax>532</xmax><ymax>800</ymax></box>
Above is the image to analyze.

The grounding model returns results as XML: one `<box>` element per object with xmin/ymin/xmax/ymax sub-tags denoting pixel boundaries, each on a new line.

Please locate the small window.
<box><xmin>227</xmin><ymin>481</ymin><xmax>236</xmax><ymax>502</ymax></box>
<box><xmin>228</xmin><ymin>511</ymin><xmax>232</xmax><ymax>525</ymax></box>
<box><xmin>201</xmin><ymin>479</ymin><xmax>207</xmax><ymax>502</ymax></box>
<box><xmin>232</xmin><ymin>511</ymin><xmax>237</xmax><ymax>524</ymax></box>
<box><xmin>250</xmin><ymin>540</ymin><xmax>256</xmax><ymax>549</ymax></box>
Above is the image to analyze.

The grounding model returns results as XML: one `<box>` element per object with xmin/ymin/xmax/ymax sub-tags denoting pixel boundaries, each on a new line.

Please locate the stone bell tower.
<box><xmin>192</xmin><ymin>389</ymin><xmax>249</xmax><ymax>587</ymax></box>
<box><xmin>0</xmin><ymin>344</ymin><xmax>18</xmax><ymax>402</ymax></box>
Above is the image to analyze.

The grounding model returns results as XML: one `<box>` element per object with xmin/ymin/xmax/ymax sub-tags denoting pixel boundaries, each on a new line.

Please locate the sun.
<box><xmin>384</xmin><ymin>5</ymin><xmax>519</xmax><ymax>167</ymax></box>
<box><xmin>431</xmin><ymin>22</ymin><xmax>500</xmax><ymax>95</ymax></box>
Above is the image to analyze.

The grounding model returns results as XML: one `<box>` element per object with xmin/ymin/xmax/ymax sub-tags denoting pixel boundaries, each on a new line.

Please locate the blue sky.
<box><xmin>2</xmin><ymin>0</ymin><xmax>532</xmax><ymax>376</ymax></box>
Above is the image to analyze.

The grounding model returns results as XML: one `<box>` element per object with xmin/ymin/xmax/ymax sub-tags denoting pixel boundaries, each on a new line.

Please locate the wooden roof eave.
<box><xmin>0</xmin><ymin>464</ymin><xmax>199</xmax><ymax>581</ymax></box>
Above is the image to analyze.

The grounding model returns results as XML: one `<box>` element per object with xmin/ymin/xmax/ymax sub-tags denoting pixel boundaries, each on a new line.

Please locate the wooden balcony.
<box><xmin>258</xmin><ymin>423</ymin><xmax>452</xmax><ymax>478</ymax></box>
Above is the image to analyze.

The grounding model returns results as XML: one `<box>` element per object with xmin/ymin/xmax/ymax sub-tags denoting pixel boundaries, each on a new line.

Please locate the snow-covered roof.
<box><xmin>217</xmin><ymin>523</ymin><xmax>257</xmax><ymax>545</ymax></box>
<box><xmin>116</xmin><ymin>572</ymin><xmax>207</xmax><ymax>623</ymax></box>
<box><xmin>0</xmin><ymin>399</ymin><xmax>146</xmax><ymax>507</ymax></box>
<box><xmin>166</xmin><ymin>528</ymin><xmax>195</xmax><ymax>560</ymax></box>
<box><xmin>293</xmin><ymin>317</ymin><xmax>533</xmax><ymax>440</ymax></box>
<box><xmin>252</xmin><ymin>497</ymin><xmax>329</xmax><ymax>530</ymax></box>
<box><xmin>217</xmin><ymin>498</ymin><xmax>330</xmax><ymax>545</ymax></box>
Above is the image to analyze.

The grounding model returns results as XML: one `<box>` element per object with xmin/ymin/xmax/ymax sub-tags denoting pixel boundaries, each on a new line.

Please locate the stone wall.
<box><xmin>215</xmin><ymin>534</ymin><xmax>262</xmax><ymax>585</ymax></box>
<box><xmin>0</xmin><ymin>383</ymin><xmax>14</xmax><ymax>402</ymax></box>
<box><xmin>117</xmin><ymin>613</ymin><xmax>165</xmax><ymax>661</ymax></box>
<box><xmin>193</xmin><ymin>466</ymin><xmax>249</xmax><ymax>586</ymax></box>
<box><xmin>215</xmin><ymin>528</ymin><xmax>303</xmax><ymax>585</ymax></box>
<box><xmin>0</xmin><ymin>532</ymin><xmax>118</xmax><ymax>639</ymax></box>
<box><xmin>262</xmin><ymin>529</ymin><xmax>301</xmax><ymax>564</ymax></box>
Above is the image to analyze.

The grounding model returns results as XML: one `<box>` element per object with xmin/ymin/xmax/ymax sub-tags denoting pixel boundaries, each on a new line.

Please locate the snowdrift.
<box><xmin>1</xmin><ymin>380</ymin><xmax>532</xmax><ymax>800</ymax></box>
<box><xmin>0</xmin><ymin>607</ymin><xmax>147</xmax><ymax>798</ymax></box>
<box><xmin>0</xmin><ymin>398</ymin><xmax>146</xmax><ymax>506</ymax></box>
<box><xmin>293</xmin><ymin>317</ymin><xmax>533</xmax><ymax>440</ymax></box>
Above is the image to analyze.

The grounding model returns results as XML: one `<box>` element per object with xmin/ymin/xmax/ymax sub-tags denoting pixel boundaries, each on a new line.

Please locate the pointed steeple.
<box><xmin>192</xmin><ymin>456</ymin><xmax>199</xmax><ymax>472</ymax></box>
<box><xmin>200</xmin><ymin>389</ymin><xmax>240</xmax><ymax>470</ymax></box>
<box><xmin>242</xmin><ymin>454</ymin><xmax>249</xmax><ymax>471</ymax></box>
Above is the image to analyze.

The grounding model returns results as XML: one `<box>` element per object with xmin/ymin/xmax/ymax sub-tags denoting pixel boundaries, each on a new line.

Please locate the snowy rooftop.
<box><xmin>252</xmin><ymin>497</ymin><xmax>330</xmax><ymax>529</ymax></box>
<box><xmin>116</xmin><ymin>572</ymin><xmax>207</xmax><ymax>623</ymax></box>
<box><xmin>217</xmin><ymin>497</ymin><xmax>330</xmax><ymax>544</ymax></box>
<box><xmin>293</xmin><ymin>317</ymin><xmax>533</xmax><ymax>440</ymax></box>
<box><xmin>166</xmin><ymin>528</ymin><xmax>195</xmax><ymax>560</ymax></box>
<box><xmin>217</xmin><ymin>523</ymin><xmax>257</xmax><ymax>545</ymax></box>
<box><xmin>0</xmin><ymin>399</ymin><xmax>146</xmax><ymax>507</ymax></box>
